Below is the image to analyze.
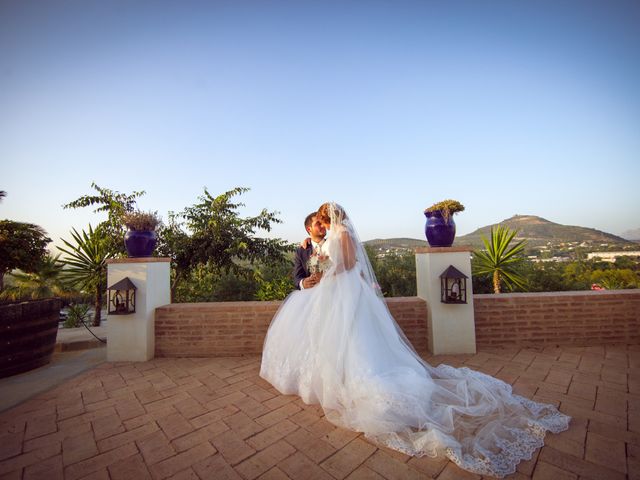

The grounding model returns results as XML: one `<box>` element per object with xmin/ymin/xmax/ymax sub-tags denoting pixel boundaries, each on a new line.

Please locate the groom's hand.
<box><xmin>302</xmin><ymin>273</ymin><xmax>321</xmax><ymax>289</ymax></box>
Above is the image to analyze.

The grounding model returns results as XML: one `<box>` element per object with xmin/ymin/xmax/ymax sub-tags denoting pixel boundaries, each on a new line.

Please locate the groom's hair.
<box><xmin>304</xmin><ymin>212</ymin><xmax>316</xmax><ymax>233</ymax></box>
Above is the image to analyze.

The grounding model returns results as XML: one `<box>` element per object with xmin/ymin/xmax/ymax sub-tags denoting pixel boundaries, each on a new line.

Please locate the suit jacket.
<box><xmin>293</xmin><ymin>244</ymin><xmax>314</xmax><ymax>290</ymax></box>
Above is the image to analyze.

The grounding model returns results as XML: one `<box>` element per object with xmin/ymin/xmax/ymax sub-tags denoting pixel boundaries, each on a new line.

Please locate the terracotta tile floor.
<box><xmin>1</xmin><ymin>345</ymin><xmax>638</xmax><ymax>480</ymax></box>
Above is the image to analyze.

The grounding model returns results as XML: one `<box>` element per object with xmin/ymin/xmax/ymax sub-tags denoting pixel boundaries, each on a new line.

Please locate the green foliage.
<box><xmin>614</xmin><ymin>256</ymin><xmax>638</xmax><ymax>271</ymax></box>
<box><xmin>64</xmin><ymin>303</ymin><xmax>92</xmax><ymax>328</ymax></box>
<box><xmin>58</xmin><ymin>225</ymin><xmax>116</xmax><ymax>325</ymax></box>
<box><xmin>519</xmin><ymin>260</ymin><xmax>572</xmax><ymax>292</ymax></box>
<box><xmin>157</xmin><ymin>187</ymin><xmax>293</xmax><ymax>298</ymax></box>
<box><xmin>63</xmin><ymin>183</ymin><xmax>145</xmax><ymax>254</ymax></box>
<box><xmin>561</xmin><ymin>260</ymin><xmax>593</xmax><ymax>290</ymax></box>
<box><xmin>473</xmin><ymin>225</ymin><xmax>528</xmax><ymax>294</ymax></box>
<box><xmin>590</xmin><ymin>269</ymin><xmax>639</xmax><ymax>289</ymax></box>
<box><xmin>366</xmin><ymin>247</ymin><xmax>416</xmax><ymax>297</ymax></box>
<box><xmin>173</xmin><ymin>263</ymin><xmax>257</xmax><ymax>302</ymax></box>
<box><xmin>0</xmin><ymin>254</ymin><xmax>68</xmax><ymax>301</ymax></box>
<box><xmin>472</xmin><ymin>255</ymin><xmax>640</xmax><ymax>294</ymax></box>
<box><xmin>254</xmin><ymin>261</ymin><xmax>295</xmax><ymax>301</ymax></box>
<box><xmin>0</xmin><ymin>220</ymin><xmax>51</xmax><ymax>291</ymax></box>
<box><xmin>172</xmin><ymin>258</ymin><xmax>295</xmax><ymax>303</ymax></box>
<box><xmin>471</xmin><ymin>268</ymin><xmax>493</xmax><ymax>294</ymax></box>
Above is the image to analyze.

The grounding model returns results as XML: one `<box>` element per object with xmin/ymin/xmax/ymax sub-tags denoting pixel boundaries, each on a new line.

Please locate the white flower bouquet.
<box><xmin>307</xmin><ymin>253</ymin><xmax>332</xmax><ymax>274</ymax></box>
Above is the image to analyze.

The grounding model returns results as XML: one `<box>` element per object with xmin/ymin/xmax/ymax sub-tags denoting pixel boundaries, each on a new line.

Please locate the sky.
<box><xmin>1</xmin><ymin>0</ymin><xmax>639</xmax><ymax>249</ymax></box>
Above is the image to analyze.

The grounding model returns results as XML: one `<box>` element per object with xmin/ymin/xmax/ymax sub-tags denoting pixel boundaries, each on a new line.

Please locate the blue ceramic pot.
<box><xmin>424</xmin><ymin>210</ymin><xmax>456</xmax><ymax>247</ymax></box>
<box><xmin>124</xmin><ymin>230</ymin><xmax>157</xmax><ymax>257</ymax></box>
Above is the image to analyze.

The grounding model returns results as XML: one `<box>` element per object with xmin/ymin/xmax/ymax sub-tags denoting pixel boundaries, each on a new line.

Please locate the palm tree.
<box><xmin>58</xmin><ymin>225</ymin><xmax>116</xmax><ymax>326</ymax></box>
<box><xmin>473</xmin><ymin>225</ymin><xmax>528</xmax><ymax>294</ymax></box>
<box><xmin>1</xmin><ymin>254</ymin><xmax>68</xmax><ymax>301</ymax></box>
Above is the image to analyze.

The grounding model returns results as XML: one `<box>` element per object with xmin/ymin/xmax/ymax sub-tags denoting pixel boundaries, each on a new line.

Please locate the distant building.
<box><xmin>587</xmin><ymin>251</ymin><xmax>640</xmax><ymax>262</ymax></box>
<box><xmin>531</xmin><ymin>257</ymin><xmax>570</xmax><ymax>263</ymax></box>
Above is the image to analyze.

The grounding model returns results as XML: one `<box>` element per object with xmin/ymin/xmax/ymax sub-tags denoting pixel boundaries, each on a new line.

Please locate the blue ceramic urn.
<box><xmin>424</xmin><ymin>210</ymin><xmax>456</xmax><ymax>247</ymax></box>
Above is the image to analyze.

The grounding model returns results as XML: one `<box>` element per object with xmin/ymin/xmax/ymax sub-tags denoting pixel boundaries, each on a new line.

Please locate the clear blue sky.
<box><xmin>2</xmin><ymin>0</ymin><xmax>639</xmax><ymax>248</ymax></box>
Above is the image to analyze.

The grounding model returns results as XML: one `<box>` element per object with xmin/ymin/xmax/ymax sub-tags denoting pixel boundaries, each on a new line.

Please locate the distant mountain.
<box><xmin>457</xmin><ymin>215</ymin><xmax>632</xmax><ymax>250</ymax></box>
<box><xmin>620</xmin><ymin>228</ymin><xmax>640</xmax><ymax>241</ymax></box>
<box><xmin>364</xmin><ymin>215</ymin><xmax>634</xmax><ymax>252</ymax></box>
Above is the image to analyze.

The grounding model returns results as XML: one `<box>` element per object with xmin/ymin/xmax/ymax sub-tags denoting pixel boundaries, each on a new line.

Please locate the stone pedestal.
<box><xmin>106</xmin><ymin>258</ymin><xmax>171</xmax><ymax>362</ymax></box>
<box><xmin>415</xmin><ymin>246</ymin><xmax>476</xmax><ymax>355</ymax></box>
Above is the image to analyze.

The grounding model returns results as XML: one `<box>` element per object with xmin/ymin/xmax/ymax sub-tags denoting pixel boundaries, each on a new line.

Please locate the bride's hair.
<box><xmin>317</xmin><ymin>202</ymin><xmax>347</xmax><ymax>225</ymax></box>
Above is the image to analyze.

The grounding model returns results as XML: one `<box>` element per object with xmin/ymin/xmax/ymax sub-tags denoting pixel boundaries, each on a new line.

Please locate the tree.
<box><xmin>156</xmin><ymin>187</ymin><xmax>292</xmax><ymax>299</ymax></box>
<box><xmin>561</xmin><ymin>260</ymin><xmax>593</xmax><ymax>290</ymax></box>
<box><xmin>614</xmin><ymin>256</ymin><xmax>638</xmax><ymax>271</ymax></box>
<box><xmin>63</xmin><ymin>182</ymin><xmax>146</xmax><ymax>254</ymax></box>
<box><xmin>0</xmin><ymin>221</ymin><xmax>51</xmax><ymax>292</ymax></box>
<box><xmin>253</xmin><ymin>261</ymin><xmax>295</xmax><ymax>301</ymax></box>
<box><xmin>473</xmin><ymin>225</ymin><xmax>528</xmax><ymax>294</ymax></box>
<box><xmin>591</xmin><ymin>269</ymin><xmax>639</xmax><ymax>290</ymax></box>
<box><xmin>172</xmin><ymin>263</ymin><xmax>258</xmax><ymax>302</ymax></box>
<box><xmin>366</xmin><ymin>247</ymin><xmax>416</xmax><ymax>297</ymax></box>
<box><xmin>1</xmin><ymin>254</ymin><xmax>68</xmax><ymax>301</ymax></box>
<box><xmin>58</xmin><ymin>225</ymin><xmax>116</xmax><ymax>326</ymax></box>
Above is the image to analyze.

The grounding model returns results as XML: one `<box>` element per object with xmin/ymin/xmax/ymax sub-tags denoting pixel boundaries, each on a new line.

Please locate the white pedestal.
<box><xmin>415</xmin><ymin>246</ymin><xmax>476</xmax><ymax>355</ymax></box>
<box><xmin>106</xmin><ymin>258</ymin><xmax>171</xmax><ymax>362</ymax></box>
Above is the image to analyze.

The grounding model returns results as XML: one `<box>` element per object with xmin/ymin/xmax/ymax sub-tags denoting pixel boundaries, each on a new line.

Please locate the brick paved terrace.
<box><xmin>1</xmin><ymin>344</ymin><xmax>638</xmax><ymax>480</ymax></box>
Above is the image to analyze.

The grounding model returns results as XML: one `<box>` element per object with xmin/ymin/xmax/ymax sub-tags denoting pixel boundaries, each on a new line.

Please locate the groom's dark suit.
<box><xmin>293</xmin><ymin>244</ymin><xmax>314</xmax><ymax>290</ymax></box>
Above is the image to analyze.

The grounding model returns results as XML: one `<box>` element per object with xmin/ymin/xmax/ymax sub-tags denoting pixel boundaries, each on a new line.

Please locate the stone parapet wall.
<box><xmin>155</xmin><ymin>290</ymin><xmax>640</xmax><ymax>357</ymax></box>
<box><xmin>474</xmin><ymin>290</ymin><xmax>640</xmax><ymax>347</ymax></box>
<box><xmin>155</xmin><ymin>297</ymin><xmax>429</xmax><ymax>357</ymax></box>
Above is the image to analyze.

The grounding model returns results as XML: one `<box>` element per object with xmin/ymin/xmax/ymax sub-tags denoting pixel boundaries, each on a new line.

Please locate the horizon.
<box><xmin>2</xmin><ymin>1</ymin><xmax>639</xmax><ymax>248</ymax></box>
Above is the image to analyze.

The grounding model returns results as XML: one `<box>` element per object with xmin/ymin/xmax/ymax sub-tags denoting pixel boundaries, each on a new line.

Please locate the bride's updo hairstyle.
<box><xmin>317</xmin><ymin>202</ymin><xmax>348</xmax><ymax>226</ymax></box>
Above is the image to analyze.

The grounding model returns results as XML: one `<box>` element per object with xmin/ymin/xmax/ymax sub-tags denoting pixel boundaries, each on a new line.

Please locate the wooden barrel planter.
<box><xmin>0</xmin><ymin>298</ymin><xmax>61</xmax><ymax>378</ymax></box>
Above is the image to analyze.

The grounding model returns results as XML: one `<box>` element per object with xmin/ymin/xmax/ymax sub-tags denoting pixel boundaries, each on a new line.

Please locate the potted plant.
<box><xmin>424</xmin><ymin>199</ymin><xmax>465</xmax><ymax>247</ymax></box>
<box><xmin>122</xmin><ymin>211</ymin><xmax>160</xmax><ymax>257</ymax></box>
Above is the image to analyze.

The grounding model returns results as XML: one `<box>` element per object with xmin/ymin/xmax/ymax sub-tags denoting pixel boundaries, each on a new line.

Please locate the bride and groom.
<box><xmin>260</xmin><ymin>202</ymin><xmax>570</xmax><ymax>478</ymax></box>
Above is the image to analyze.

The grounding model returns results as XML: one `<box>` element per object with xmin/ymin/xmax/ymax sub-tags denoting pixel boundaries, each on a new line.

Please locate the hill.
<box><xmin>457</xmin><ymin>215</ymin><xmax>632</xmax><ymax>250</ymax></box>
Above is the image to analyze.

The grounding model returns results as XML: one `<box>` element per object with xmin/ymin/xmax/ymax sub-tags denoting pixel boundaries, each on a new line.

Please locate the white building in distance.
<box><xmin>587</xmin><ymin>251</ymin><xmax>640</xmax><ymax>262</ymax></box>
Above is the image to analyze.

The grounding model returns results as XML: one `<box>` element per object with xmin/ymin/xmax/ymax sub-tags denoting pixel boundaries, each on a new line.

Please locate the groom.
<box><xmin>293</xmin><ymin>212</ymin><xmax>326</xmax><ymax>289</ymax></box>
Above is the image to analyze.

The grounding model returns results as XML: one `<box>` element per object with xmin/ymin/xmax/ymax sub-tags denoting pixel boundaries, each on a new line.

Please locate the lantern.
<box><xmin>439</xmin><ymin>265</ymin><xmax>468</xmax><ymax>304</ymax></box>
<box><xmin>107</xmin><ymin>277</ymin><xmax>137</xmax><ymax>315</ymax></box>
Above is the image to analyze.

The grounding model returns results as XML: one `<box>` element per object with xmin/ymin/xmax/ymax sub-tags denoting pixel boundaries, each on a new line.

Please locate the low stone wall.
<box><xmin>474</xmin><ymin>290</ymin><xmax>640</xmax><ymax>347</ymax></box>
<box><xmin>155</xmin><ymin>297</ymin><xmax>429</xmax><ymax>357</ymax></box>
<box><xmin>155</xmin><ymin>290</ymin><xmax>640</xmax><ymax>357</ymax></box>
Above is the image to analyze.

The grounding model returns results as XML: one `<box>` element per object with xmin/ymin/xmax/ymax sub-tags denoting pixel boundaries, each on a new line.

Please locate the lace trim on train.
<box><xmin>371</xmin><ymin>365</ymin><xmax>570</xmax><ymax>478</ymax></box>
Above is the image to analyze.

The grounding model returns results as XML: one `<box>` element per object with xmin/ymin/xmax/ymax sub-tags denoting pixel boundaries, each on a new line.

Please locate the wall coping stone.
<box><xmin>107</xmin><ymin>257</ymin><xmax>171</xmax><ymax>264</ymax></box>
<box><xmin>415</xmin><ymin>246</ymin><xmax>473</xmax><ymax>253</ymax></box>
<box><xmin>475</xmin><ymin>289</ymin><xmax>640</xmax><ymax>299</ymax></box>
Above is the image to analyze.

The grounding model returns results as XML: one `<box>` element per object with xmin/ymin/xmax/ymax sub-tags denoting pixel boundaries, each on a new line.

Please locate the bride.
<box><xmin>260</xmin><ymin>202</ymin><xmax>570</xmax><ymax>478</ymax></box>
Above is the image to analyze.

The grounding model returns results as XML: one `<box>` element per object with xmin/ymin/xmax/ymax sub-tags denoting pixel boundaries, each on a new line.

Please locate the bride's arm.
<box><xmin>339</xmin><ymin>230</ymin><xmax>357</xmax><ymax>271</ymax></box>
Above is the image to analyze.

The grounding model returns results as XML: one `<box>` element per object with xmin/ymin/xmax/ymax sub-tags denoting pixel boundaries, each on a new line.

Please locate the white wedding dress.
<box><xmin>260</xmin><ymin>203</ymin><xmax>570</xmax><ymax>478</ymax></box>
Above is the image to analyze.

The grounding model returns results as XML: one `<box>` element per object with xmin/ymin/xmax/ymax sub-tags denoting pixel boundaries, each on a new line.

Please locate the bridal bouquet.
<box><xmin>307</xmin><ymin>253</ymin><xmax>332</xmax><ymax>274</ymax></box>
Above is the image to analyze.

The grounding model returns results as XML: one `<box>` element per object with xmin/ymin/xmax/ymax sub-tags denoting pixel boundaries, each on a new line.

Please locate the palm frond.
<box><xmin>58</xmin><ymin>225</ymin><xmax>115</xmax><ymax>290</ymax></box>
<box><xmin>473</xmin><ymin>225</ymin><xmax>528</xmax><ymax>293</ymax></box>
